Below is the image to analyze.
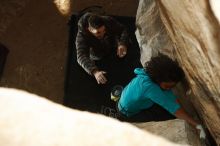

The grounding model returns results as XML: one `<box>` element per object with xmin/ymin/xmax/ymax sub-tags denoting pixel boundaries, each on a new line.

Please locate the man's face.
<box><xmin>159</xmin><ymin>81</ymin><xmax>176</xmax><ymax>90</ymax></box>
<box><xmin>88</xmin><ymin>25</ymin><xmax>106</xmax><ymax>39</ymax></box>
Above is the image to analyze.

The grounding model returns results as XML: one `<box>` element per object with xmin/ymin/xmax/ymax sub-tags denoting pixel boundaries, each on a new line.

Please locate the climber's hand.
<box><xmin>196</xmin><ymin>124</ymin><xmax>206</xmax><ymax>139</ymax></box>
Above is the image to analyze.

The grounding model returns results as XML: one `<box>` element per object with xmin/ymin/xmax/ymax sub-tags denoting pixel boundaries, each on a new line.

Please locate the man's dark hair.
<box><xmin>88</xmin><ymin>14</ymin><xmax>105</xmax><ymax>29</ymax></box>
<box><xmin>144</xmin><ymin>54</ymin><xmax>185</xmax><ymax>84</ymax></box>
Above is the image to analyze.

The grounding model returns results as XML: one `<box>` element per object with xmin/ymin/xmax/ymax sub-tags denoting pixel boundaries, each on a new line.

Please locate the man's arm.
<box><xmin>118</xmin><ymin>25</ymin><xmax>129</xmax><ymax>47</ymax></box>
<box><xmin>146</xmin><ymin>87</ymin><xmax>206</xmax><ymax>138</ymax></box>
<box><xmin>174</xmin><ymin>108</ymin><xmax>206</xmax><ymax>139</ymax></box>
<box><xmin>108</xmin><ymin>17</ymin><xmax>129</xmax><ymax>46</ymax></box>
<box><xmin>75</xmin><ymin>31</ymin><xmax>98</xmax><ymax>75</ymax></box>
<box><xmin>75</xmin><ymin>31</ymin><xmax>108</xmax><ymax>84</ymax></box>
<box><xmin>174</xmin><ymin>108</ymin><xmax>198</xmax><ymax>127</ymax></box>
<box><xmin>107</xmin><ymin>17</ymin><xmax>129</xmax><ymax>58</ymax></box>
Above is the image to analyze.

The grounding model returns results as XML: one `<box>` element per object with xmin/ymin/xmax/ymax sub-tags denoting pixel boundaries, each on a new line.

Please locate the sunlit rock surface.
<box><xmin>135</xmin><ymin>0</ymin><xmax>174</xmax><ymax>65</ymax></box>
<box><xmin>136</xmin><ymin>0</ymin><xmax>220</xmax><ymax>144</ymax></box>
<box><xmin>0</xmin><ymin>88</ymin><xmax>185</xmax><ymax>146</ymax></box>
<box><xmin>133</xmin><ymin>119</ymin><xmax>202</xmax><ymax>146</ymax></box>
<box><xmin>210</xmin><ymin>0</ymin><xmax>220</xmax><ymax>24</ymax></box>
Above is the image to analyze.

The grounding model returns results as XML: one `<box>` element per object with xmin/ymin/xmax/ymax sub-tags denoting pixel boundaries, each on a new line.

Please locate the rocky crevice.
<box><xmin>136</xmin><ymin>0</ymin><xmax>220</xmax><ymax>144</ymax></box>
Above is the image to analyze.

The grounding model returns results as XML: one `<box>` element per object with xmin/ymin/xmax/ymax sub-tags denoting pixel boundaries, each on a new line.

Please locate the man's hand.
<box><xmin>93</xmin><ymin>70</ymin><xmax>107</xmax><ymax>84</ymax></box>
<box><xmin>117</xmin><ymin>45</ymin><xmax>127</xmax><ymax>58</ymax></box>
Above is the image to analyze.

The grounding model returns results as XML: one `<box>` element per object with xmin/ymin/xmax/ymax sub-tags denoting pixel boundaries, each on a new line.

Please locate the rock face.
<box><xmin>135</xmin><ymin>0</ymin><xmax>174</xmax><ymax>65</ymax></box>
<box><xmin>136</xmin><ymin>0</ymin><xmax>220</xmax><ymax>144</ymax></box>
<box><xmin>0</xmin><ymin>88</ymin><xmax>185</xmax><ymax>146</ymax></box>
<box><xmin>133</xmin><ymin>120</ymin><xmax>202</xmax><ymax>146</ymax></box>
<box><xmin>210</xmin><ymin>0</ymin><xmax>220</xmax><ymax>24</ymax></box>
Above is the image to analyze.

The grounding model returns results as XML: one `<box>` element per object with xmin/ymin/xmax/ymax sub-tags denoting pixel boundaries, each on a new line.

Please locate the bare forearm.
<box><xmin>175</xmin><ymin>108</ymin><xmax>198</xmax><ymax>127</ymax></box>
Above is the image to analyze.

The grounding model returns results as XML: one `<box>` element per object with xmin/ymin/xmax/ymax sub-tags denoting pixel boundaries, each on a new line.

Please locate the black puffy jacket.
<box><xmin>75</xmin><ymin>12</ymin><xmax>129</xmax><ymax>75</ymax></box>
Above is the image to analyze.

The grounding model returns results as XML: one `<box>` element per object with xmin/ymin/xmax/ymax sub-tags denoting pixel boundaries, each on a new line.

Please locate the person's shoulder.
<box><xmin>77</xmin><ymin>12</ymin><xmax>93</xmax><ymax>32</ymax></box>
<box><xmin>134</xmin><ymin>68</ymin><xmax>148</xmax><ymax>76</ymax></box>
<box><xmin>78</xmin><ymin>12</ymin><xmax>91</xmax><ymax>23</ymax></box>
<box><xmin>134</xmin><ymin>68</ymin><xmax>154</xmax><ymax>85</ymax></box>
<box><xmin>79</xmin><ymin>12</ymin><xmax>93</xmax><ymax>19</ymax></box>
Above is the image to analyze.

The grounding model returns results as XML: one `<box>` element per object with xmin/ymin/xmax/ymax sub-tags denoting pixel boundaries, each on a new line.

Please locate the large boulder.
<box><xmin>0</xmin><ymin>87</ymin><xmax>185</xmax><ymax>146</ymax></box>
<box><xmin>135</xmin><ymin>0</ymin><xmax>174</xmax><ymax>65</ymax></box>
<box><xmin>133</xmin><ymin>119</ymin><xmax>202</xmax><ymax>146</ymax></box>
<box><xmin>136</xmin><ymin>0</ymin><xmax>220</xmax><ymax>144</ymax></box>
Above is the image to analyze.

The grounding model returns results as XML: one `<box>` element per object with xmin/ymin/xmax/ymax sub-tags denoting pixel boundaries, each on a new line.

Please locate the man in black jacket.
<box><xmin>76</xmin><ymin>12</ymin><xmax>130</xmax><ymax>84</ymax></box>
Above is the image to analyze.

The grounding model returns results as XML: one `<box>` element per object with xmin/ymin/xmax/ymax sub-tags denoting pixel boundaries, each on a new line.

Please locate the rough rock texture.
<box><xmin>0</xmin><ymin>0</ymin><xmax>30</xmax><ymax>37</ymax></box>
<box><xmin>133</xmin><ymin>119</ymin><xmax>202</xmax><ymax>146</ymax></box>
<box><xmin>136</xmin><ymin>0</ymin><xmax>220</xmax><ymax>144</ymax></box>
<box><xmin>0</xmin><ymin>0</ymin><xmax>69</xmax><ymax>103</ymax></box>
<box><xmin>135</xmin><ymin>0</ymin><xmax>175</xmax><ymax>65</ymax></box>
<box><xmin>0</xmin><ymin>87</ymin><xmax>186</xmax><ymax>146</ymax></box>
<box><xmin>210</xmin><ymin>0</ymin><xmax>220</xmax><ymax>24</ymax></box>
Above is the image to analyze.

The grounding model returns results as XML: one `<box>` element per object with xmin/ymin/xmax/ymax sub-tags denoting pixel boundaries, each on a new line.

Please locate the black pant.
<box><xmin>116</xmin><ymin>103</ymin><xmax>176</xmax><ymax>123</ymax></box>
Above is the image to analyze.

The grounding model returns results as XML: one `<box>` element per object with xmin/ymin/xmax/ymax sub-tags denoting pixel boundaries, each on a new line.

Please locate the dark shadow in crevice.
<box><xmin>0</xmin><ymin>43</ymin><xmax>9</xmax><ymax>80</ymax></box>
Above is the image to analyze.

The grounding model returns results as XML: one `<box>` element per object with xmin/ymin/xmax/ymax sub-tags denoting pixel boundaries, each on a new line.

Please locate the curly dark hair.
<box><xmin>144</xmin><ymin>54</ymin><xmax>185</xmax><ymax>84</ymax></box>
<box><xmin>88</xmin><ymin>14</ymin><xmax>105</xmax><ymax>29</ymax></box>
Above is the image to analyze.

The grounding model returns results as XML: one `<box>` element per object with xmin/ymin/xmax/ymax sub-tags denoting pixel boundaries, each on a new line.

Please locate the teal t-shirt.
<box><xmin>118</xmin><ymin>68</ymin><xmax>180</xmax><ymax>117</ymax></box>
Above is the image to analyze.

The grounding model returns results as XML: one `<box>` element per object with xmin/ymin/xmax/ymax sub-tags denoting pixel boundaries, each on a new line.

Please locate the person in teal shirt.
<box><xmin>117</xmin><ymin>54</ymin><xmax>206</xmax><ymax>139</ymax></box>
<box><xmin>118</xmin><ymin>68</ymin><xmax>180</xmax><ymax>117</ymax></box>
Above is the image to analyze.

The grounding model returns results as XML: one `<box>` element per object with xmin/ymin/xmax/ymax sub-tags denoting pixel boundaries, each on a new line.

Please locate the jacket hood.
<box><xmin>78</xmin><ymin>13</ymin><xmax>91</xmax><ymax>33</ymax></box>
<box><xmin>134</xmin><ymin>68</ymin><xmax>147</xmax><ymax>76</ymax></box>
